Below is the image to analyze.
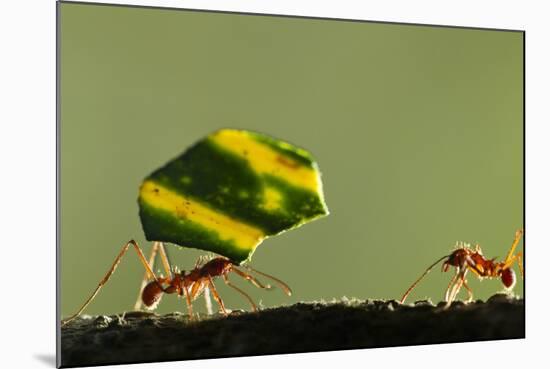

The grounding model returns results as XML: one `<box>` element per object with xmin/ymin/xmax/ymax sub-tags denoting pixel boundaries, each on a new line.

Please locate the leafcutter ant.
<box><xmin>61</xmin><ymin>240</ymin><xmax>292</xmax><ymax>326</ymax></box>
<box><xmin>399</xmin><ymin>229</ymin><xmax>523</xmax><ymax>307</ymax></box>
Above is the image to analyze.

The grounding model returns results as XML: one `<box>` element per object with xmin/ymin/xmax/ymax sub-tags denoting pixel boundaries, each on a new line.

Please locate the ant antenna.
<box><xmin>400</xmin><ymin>254</ymin><xmax>450</xmax><ymax>304</ymax></box>
<box><xmin>244</xmin><ymin>265</ymin><xmax>293</xmax><ymax>296</ymax></box>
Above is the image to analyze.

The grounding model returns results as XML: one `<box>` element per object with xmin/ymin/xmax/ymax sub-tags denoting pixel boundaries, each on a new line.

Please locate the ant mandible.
<box><xmin>61</xmin><ymin>240</ymin><xmax>292</xmax><ymax>326</ymax></box>
<box><xmin>400</xmin><ymin>229</ymin><xmax>523</xmax><ymax>307</ymax></box>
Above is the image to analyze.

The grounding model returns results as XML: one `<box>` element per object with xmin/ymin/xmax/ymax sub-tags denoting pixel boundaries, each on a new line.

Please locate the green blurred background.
<box><xmin>60</xmin><ymin>3</ymin><xmax>523</xmax><ymax>317</ymax></box>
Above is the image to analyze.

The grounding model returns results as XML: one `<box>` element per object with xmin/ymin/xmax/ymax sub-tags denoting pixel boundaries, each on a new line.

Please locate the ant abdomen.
<box><xmin>141</xmin><ymin>281</ymin><xmax>163</xmax><ymax>309</ymax></box>
<box><xmin>501</xmin><ymin>268</ymin><xmax>516</xmax><ymax>289</ymax></box>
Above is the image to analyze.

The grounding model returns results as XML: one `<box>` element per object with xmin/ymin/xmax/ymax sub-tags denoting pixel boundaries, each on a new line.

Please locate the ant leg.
<box><xmin>190</xmin><ymin>279</ymin><xmax>205</xmax><ymax>300</ymax></box>
<box><xmin>444</xmin><ymin>277</ymin><xmax>462</xmax><ymax>308</ymax></box>
<box><xmin>62</xmin><ymin>240</ymin><xmax>161</xmax><ymax>326</ymax></box>
<box><xmin>222</xmin><ymin>275</ymin><xmax>258</xmax><ymax>312</ymax></box>
<box><xmin>204</xmin><ymin>287</ymin><xmax>213</xmax><ymax>315</ymax></box>
<box><xmin>504</xmin><ymin>229</ymin><xmax>524</xmax><ymax>265</ymax></box>
<box><xmin>134</xmin><ymin>242</ymin><xmax>174</xmax><ymax>311</ymax></box>
<box><xmin>134</xmin><ymin>241</ymin><xmax>160</xmax><ymax>311</ymax></box>
<box><xmin>517</xmin><ymin>252</ymin><xmax>524</xmax><ymax>277</ymax></box>
<box><xmin>206</xmin><ymin>276</ymin><xmax>228</xmax><ymax>315</ymax></box>
<box><xmin>462</xmin><ymin>278</ymin><xmax>474</xmax><ymax>303</ymax></box>
<box><xmin>453</xmin><ymin>271</ymin><xmax>473</xmax><ymax>303</ymax></box>
<box><xmin>157</xmin><ymin>242</ymin><xmax>173</xmax><ymax>278</ymax></box>
<box><xmin>182</xmin><ymin>284</ymin><xmax>194</xmax><ymax>318</ymax></box>
<box><xmin>444</xmin><ymin>270</ymin><xmax>460</xmax><ymax>302</ymax></box>
<box><xmin>450</xmin><ymin>278</ymin><xmax>464</xmax><ymax>302</ymax></box>
<box><xmin>242</xmin><ymin>265</ymin><xmax>293</xmax><ymax>296</ymax></box>
<box><xmin>502</xmin><ymin>252</ymin><xmax>524</xmax><ymax>277</ymax></box>
<box><xmin>191</xmin><ymin>256</ymin><xmax>214</xmax><ymax>315</ymax></box>
<box><xmin>447</xmin><ymin>267</ymin><xmax>469</xmax><ymax>306</ymax></box>
<box><xmin>445</xmin><ymin>277</ymin><xmax>459</xmax><ymax>308</ymax></box>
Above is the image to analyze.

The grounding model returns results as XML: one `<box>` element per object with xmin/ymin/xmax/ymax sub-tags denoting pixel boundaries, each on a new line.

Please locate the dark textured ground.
<box><xmin>60</xmin><ymin>294</ymin><xmax>524</xmax><ymax>367</ymax></box>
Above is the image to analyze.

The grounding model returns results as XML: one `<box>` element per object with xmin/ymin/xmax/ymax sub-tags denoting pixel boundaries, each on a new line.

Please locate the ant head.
<box><xmin>501</xmin><ymin>268</ymin><xmax>516</xmax><ymax>289</ymax></box>
<box><xmin>443</xmin><ymin>249</ymin><xmax>466</xmax><ymax>271</ymax></box>
<box><xmin>141</xmin><ymin>281</ymin><xmax>164</xmax><ymax>310</ymax></box>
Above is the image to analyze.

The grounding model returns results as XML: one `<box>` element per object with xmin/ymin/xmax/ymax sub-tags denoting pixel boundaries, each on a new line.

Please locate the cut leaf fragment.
<box><xmin>138</xmin><ymin>129</ymin><xmax>329</xmax><ymax>264</ymax></box>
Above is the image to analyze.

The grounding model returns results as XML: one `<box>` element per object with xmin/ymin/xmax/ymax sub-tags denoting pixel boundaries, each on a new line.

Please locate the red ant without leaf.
<box><xmin>400</xmin><ymin>229</ymin><xmax>524</xmax><ymax>307</ymax></box>
<box><xmin>61</xmin><ymin>240</ymin><xmax>292</xmax><ymax>326</ymax></box>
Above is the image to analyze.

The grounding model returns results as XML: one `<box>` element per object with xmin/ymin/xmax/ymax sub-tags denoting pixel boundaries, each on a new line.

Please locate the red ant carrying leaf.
<box><xmin>400</xmin><ymin>229</ymin><xmax>524</xmax><ymax>307</ymax></box>
<box><xmin>61</xmin><ymin>129</ymin><xmax>331</xmax><ymax>327</ymax></box>
<box><xmin>61</xmin><ymin>241</ymin><xmax>292</xmax><ymax>326</ymax></box>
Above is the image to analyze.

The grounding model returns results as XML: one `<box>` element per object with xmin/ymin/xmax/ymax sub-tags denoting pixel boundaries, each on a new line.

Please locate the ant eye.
<box><xmin>501</xmin><ymin>268</ymin><xmax>516</xmax><ymax>289</ymax></box>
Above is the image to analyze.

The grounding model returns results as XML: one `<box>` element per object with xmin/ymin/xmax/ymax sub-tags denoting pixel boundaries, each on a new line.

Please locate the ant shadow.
<box><xmin>33</xmin><ymin>353</ymin><xmax>56</xmax><ymax>367</ymax></box>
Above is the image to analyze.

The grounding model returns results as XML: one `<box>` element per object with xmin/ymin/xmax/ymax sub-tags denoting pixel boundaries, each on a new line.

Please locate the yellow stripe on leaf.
<box><xmin>140</xmin><ymin>180</ymin><xmax>265</xmax><ymax>251</ymax></box>
<box><xmin>209</xmin><ymin>129</ymin><xmax>321</xmax><ymax>193</ymax></box>
<box><xmin>261</xmin><ymin>185</ymin><xmax>284</xmax><ymax>212</ymax></box>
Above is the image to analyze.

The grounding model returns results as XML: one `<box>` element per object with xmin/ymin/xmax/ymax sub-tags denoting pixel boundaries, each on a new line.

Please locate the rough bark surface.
<box><xmin>60</xmin><ymin>294</ymin><xmax>524</xmax><ymax>367</ymax></box>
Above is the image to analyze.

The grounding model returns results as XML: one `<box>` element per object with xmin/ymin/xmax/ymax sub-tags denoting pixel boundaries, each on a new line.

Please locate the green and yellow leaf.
<box><xmin>138</xmin><ymin>129</ymin><xmax>329</xmax><ymax>264</ymax></box>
